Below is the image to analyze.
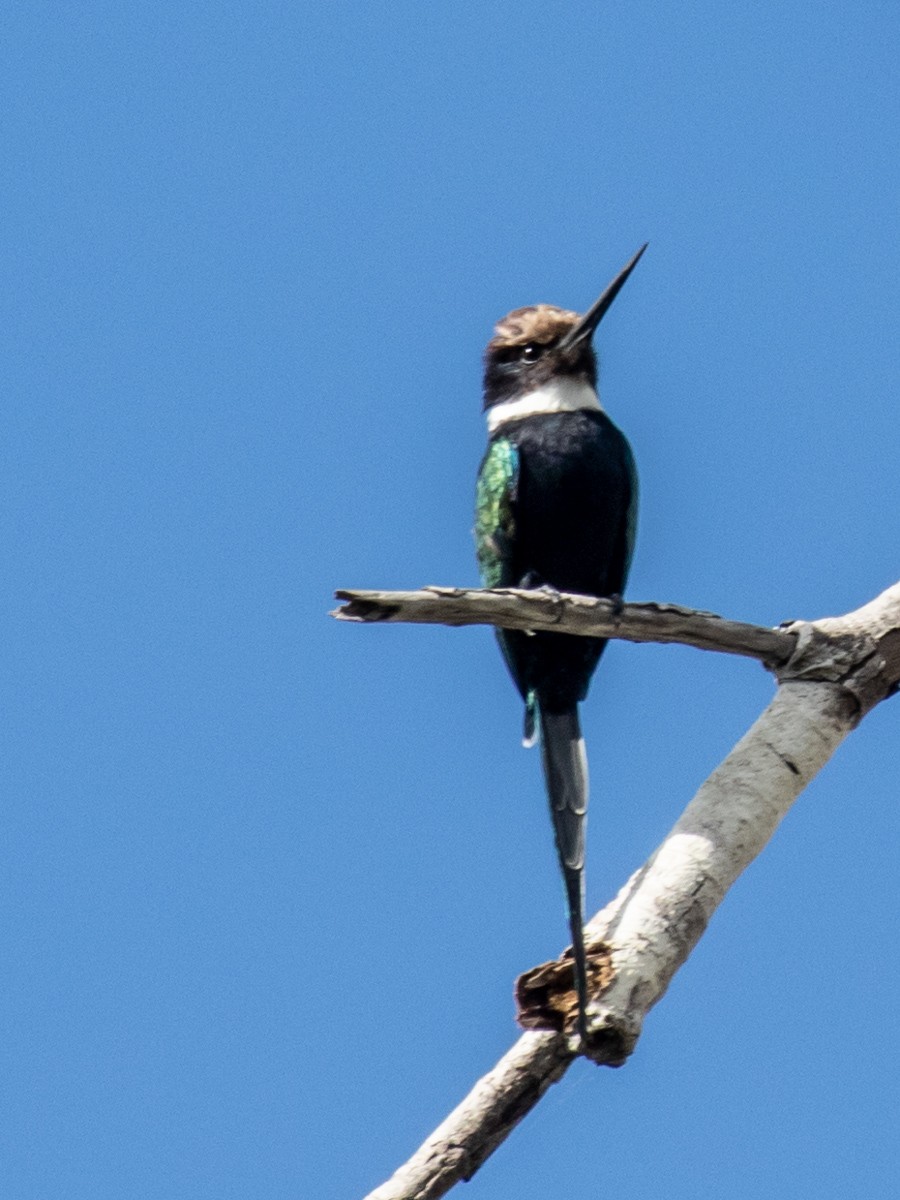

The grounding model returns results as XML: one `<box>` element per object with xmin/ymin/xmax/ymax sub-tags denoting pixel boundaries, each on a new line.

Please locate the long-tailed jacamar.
<box><xmin>474</xmin><ymin>245</ymin><xmax>645</xmax><ymax>1045</ymax></box>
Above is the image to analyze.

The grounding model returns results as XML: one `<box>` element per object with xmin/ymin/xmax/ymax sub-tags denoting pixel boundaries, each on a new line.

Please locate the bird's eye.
<box><xmin>521</xmin><ymin>342</ymin><xmax>543</xmax><ymax>361</ymax></box>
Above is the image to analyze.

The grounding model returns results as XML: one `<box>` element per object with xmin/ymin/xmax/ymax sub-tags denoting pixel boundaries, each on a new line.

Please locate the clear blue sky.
<box><xmin>3</xmin><ymin>3</ymin><xmax>899</xmax><ymax>1197</ymax></box>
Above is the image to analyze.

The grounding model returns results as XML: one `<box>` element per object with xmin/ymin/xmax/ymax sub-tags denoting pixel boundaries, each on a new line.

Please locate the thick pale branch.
<box><xmin>365</xmin><ymin>1032</ymin><xmax>571</xmax><ymax>1200</ymax></box>
<box><xmin>333</xmin><ymin>586</ymin><xmax>796</xmax><ymax>666</ymax></box>
<box><xmin>357</xmin><ymin>580</ymin><xmax>900</xmax><ymax>1200</ymax></box>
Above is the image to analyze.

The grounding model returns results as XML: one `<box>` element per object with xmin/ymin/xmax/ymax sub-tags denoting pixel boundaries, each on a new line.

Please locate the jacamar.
<box><xmin>474</xmin><ymin>245</ymin><xmax>645</xmax><ymax>1045</ymax></box>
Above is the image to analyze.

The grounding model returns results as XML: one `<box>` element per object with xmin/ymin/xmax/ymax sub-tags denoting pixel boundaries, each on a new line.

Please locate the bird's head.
<box><xmin>482</xmin><ymin>244</ymin><xmax>647</xmax><ymax>412</ymax></box>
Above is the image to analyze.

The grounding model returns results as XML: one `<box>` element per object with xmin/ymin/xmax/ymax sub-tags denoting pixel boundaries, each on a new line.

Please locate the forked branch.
<box><xmin>334</xmin><ymin>581</ymin><xmax>900</xmax><ymax>1200</ymax></box>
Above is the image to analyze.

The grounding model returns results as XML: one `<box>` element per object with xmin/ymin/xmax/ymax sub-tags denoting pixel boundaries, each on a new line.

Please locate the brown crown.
<box><xmin>487</xmin><ymin>305</ymin><xmax>580</xmax><ymax>352</ymax></box>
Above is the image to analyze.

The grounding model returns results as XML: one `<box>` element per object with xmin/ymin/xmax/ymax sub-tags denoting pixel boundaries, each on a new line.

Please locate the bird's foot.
<box><xmin>518</xmin><ymin>572</ymin><xmax>561</xmax><ymax>600</ymax></box>
<box><xmin>518</xmin><ymin>570</ymin><xmax>544</xmax><ymax>590</ymax></box>
<box><xmin>607</xmin><ymin>592</ymin><xmax>625</xmax><ymax>617</ymax></box>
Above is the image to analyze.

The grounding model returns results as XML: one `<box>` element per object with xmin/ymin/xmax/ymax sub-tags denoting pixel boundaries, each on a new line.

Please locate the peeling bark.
<box><xmin>347</xmin><ymin>581</ymin><xmax>900</xmax><ymax>1200</ymax></box>
<box><xmin>574</xmin><ymin>680</ymin><xmax>856</xmax><ymax>1062</ymax></box>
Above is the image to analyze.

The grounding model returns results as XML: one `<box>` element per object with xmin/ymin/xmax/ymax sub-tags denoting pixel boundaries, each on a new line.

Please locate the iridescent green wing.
<box><xmin>474</xmin><ymin>436</ymin><xmax>519</xmax><ymax>589</ymax></box>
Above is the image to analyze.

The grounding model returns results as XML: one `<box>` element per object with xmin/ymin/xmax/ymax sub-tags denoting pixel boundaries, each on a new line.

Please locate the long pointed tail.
<box><xmin>538</xmin><ymin>703</ymin><xmax>590</xmax><ymax>1045</ymax></box>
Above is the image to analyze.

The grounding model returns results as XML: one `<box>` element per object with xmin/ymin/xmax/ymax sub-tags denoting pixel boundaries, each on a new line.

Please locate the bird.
<box><xmin>474</xmin><ymin>245</ymin><xmax>645</xmax><ymax>1046</ymax></box>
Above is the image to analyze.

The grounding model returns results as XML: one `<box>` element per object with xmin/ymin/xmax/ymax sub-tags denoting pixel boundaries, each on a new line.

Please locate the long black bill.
<box><xmin>558</xmin><ymin>242</ymin><xmax>648</xmax><ymax>350</ymax></box>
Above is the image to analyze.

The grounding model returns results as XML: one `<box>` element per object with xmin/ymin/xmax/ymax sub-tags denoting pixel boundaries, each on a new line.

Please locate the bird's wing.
<box><xmin>606</xmin><ymin>433</ymin><xmax>639</xmax><ymax>593</ymax></box>
<box><xmin>474</xmin><ymin>436</ymin><xmax>519</xmax><ymax>589</ymax></box>
<box><xmin>621</xmin><ymin>436</ymin><xmax>639</xmax><ymax>582</ymax></box>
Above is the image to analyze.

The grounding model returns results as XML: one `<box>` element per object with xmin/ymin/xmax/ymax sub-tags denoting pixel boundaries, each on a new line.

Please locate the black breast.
<box><xmin>510</xmin><ymin>410</ymin><xmax>633</xmax><ymax>596</ymax></box>
<box><xmin>497</xmin><ymin>409</ymin><xmax>636</xmax><ymax>712</ymax></box>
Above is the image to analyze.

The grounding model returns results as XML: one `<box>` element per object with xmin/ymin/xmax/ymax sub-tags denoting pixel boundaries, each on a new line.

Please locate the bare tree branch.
<box><xmin>333</xmin><ymin>586</ymin><xmax>796</xmax><ymax>666</ymax></box>
<box><xmin>352</xmin><ymin>581</ymin><xmax>900</xmax><ymax>1200</ymax></box>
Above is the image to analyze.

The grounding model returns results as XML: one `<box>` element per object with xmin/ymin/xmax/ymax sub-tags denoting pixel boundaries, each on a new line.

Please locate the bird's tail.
<box><xmin>538</xmin><ymin>703</ymin><xmax>590</xmax><ymax>1045</ymax></box>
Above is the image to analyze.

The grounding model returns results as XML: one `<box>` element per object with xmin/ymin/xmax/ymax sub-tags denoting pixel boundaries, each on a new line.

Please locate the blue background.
<box><xmin>3</xmin><ymin>3</ymin><xmax>899</xmax><ymax>1197</ymax></box>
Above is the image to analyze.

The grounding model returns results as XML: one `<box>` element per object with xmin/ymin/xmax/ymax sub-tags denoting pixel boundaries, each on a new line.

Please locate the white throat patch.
<box><xmin>486</xmin><ymin>378</ymin><xmax>602</xmax><ymax>434</ymax></box>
